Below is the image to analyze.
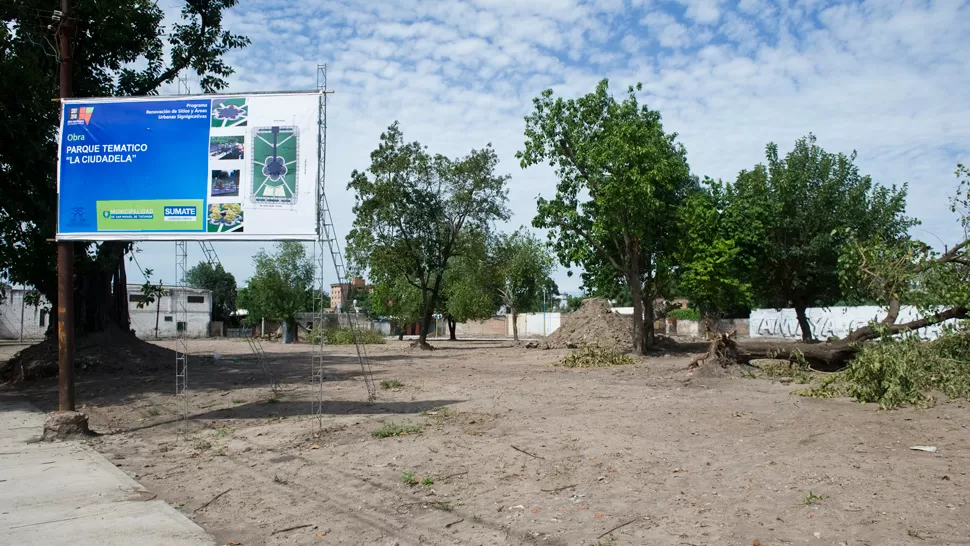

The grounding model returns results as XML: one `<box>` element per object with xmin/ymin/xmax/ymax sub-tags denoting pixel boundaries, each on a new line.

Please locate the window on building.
<box><xmin>128</xmin><ymin>294</ymin><xmax>147</xmax><ymax>303</ymax></box>
<box><xmin>187</xmin><ymin>295</ymin><xmax>205</xmax><ymax>304</ymax></box>
<box><xmin>177</xmin><ymin>321</ymin><xmax>187</xmax><ymax>332</ymax></box>
<box><xmin>164</xmin><ymin>316</ymin><xmax>173</xmax><ymax>322</ymax></box>
<box><xmin>39</xmin><ymin>310</ymin><xmax>46</xmax><ymax>327</ymax></box>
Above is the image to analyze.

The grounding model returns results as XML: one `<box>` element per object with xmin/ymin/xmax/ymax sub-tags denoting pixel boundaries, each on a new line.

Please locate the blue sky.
<box><xmin>134</xmin><ymin>0</ymin><xmax>970</xmax><ymax>294</ymax></box>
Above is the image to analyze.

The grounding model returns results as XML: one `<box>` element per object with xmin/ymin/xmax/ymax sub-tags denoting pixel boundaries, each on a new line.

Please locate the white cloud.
<box><xmin>677</xmin><ymin>0</ymin><xmax>723</xmax><ymax>24</ymax></box>
<box><xmin>136</xmin><ymin>0</ymin><xmax>970</xmax><ymax>296</ymax></box>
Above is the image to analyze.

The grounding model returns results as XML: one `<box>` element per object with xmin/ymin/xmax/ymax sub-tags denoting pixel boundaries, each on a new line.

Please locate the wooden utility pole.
<box><xmin>56</xmin><ymin>0</ymin><xmax>75</xmax><ymax>412</ymax></box>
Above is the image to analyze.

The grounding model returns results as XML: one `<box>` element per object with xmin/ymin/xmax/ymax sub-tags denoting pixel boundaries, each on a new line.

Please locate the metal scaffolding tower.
<box><xmin>312</xmin><ymin>64</ymin><xmax>376</xmax><ymax>427</ymax></box>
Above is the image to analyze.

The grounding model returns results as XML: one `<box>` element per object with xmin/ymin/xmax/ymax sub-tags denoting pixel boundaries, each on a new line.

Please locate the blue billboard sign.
<box><xmin>56</xmin><ymin>92</ymin><xmax>321</xmax><ymax>241</ymax></box>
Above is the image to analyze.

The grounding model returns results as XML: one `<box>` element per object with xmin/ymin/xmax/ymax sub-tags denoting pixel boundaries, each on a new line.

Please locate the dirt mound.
<box><xmin>0</xmin><ymin>325</ymin><xmax>176</xmax><ymax>383</ymax></box>
<box><xmin>530</xmin><ymin>298</ymin><xmax>633</xmax><ymax>352</ymax></box>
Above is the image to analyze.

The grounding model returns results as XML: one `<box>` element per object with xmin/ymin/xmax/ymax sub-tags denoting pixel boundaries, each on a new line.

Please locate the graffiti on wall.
<box><xmin>750</xmin><ymin>306</ymin><xmax>949</xmax><ymax>341</ymax></box>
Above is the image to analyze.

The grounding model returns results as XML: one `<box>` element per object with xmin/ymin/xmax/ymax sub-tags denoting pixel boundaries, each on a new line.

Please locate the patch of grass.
<box><xmin>146</xmin><ymin>406</ymin><xmax>162</xmax><ymax>417</ymax></box>
<box><xmin>555</xmin><ymin>345</ymin><xmax>635</xmax><ymax>368</ymax></box>
<box><xmin>421</xmin><ymin>476</ymin><xmax>434</xmax><ymax>487</ymax></box>
<box><xmin>193</xmin><ymin>439</ymin><xmax>212</xmax><ymax>451</ymax></box>
<box><xmin>380</xmin><ymin>379</ymin><xmax>404</xmax><ymax>390</ymax></box>
<box><xmin>400</xmin><ymin>471</ymin><xmax>418</xmax><ymax>486</ymax></box>
<box><xmin>588</xmin><ymin>537</ymin><xmax>616</xmax><ymax>546</ymax></box>
<box><xmin>273</xmin><ymin>474</ymin><xmax>288</xmax><ymax>485</ymax></box>
<box><xmin>313</xmin><ymin>327</ymin><xmax>386</xmax><ymax>345</ymax></box>
<box><xmin>433</xmin><ymin>500</ymin><xmax>453</xmax><ymax>512</ymax></box>
<box><xmin>213</xmin><ymin>446</ymin><xmax>227</xmax><ymax>456</ymax></box>
<box><xmin>748</xmin><ymin>359</ymin><xmax>817</xmax><ymax>385</ymax></box>
<box><xmin>372</xmin><ymin>422</ymin><xmax>422</xmax><ymax>439</ymax></box>
<box><xmin>231</xmin><ymin>399</ymin><xmax>244</xmax><ymax>405</ymax></box>
<box><xmin>798</xmin><ymin>331</ymin><xmax>970</xmax><ymax>409</ymax></box>
<box><xmin>171</xmin><ymin>501</ymin><xmax>186</xmax><ymax>509</ymax></box>
<box><xmin>266</xmin><ymin>398</ymin><xmax>280</xmax><ymax>404</ymax></box>
<box><xmin>212</xmin><ymin>427</ymin><xmax>233</xmax><ymax>438</ymax></box>
<box><xmin>803</xmin><ymin>490</ymin><xmax>829</xmax><ymax>505</ymax></box>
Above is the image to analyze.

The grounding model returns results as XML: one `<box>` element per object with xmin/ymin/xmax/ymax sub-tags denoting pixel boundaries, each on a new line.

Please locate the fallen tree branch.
<box><xmin>511</xmin><ymin>445</ymin><xmax>544</xmax><ymax>460</ymax></box>
<box><xmin>843</xmin><ymin>306</ymin><xmax>968</xmax><ymax>343</ymax></box>
<box><xmin>597</xmin><ymin>517</ymin><xmax>642</xmax><ymax>539</ymax></box>
<box><xmin>271</xmin><ymin>524</ymin><xmax>313</xmax><ymax>535</ymax></box>
<box><xmin>194</xmin><ymin>488</ymin><xmax>231</xmax><ymax>513</ymax></box>
<box><xmin>445</xmin><ymin>519</ymin><xmax>464</xmax><ymax>528</ymax></box>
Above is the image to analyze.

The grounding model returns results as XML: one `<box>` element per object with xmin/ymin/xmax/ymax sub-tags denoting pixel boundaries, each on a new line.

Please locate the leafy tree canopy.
<box><xmin>519</xmin><ymin>79</ymin><xmax>694</xmax><ymax>353</ymax></box>
<box><xmin>676</xmin><ymin>178</ymin><xmax>752</xmax><ymax>319</ymax></box>
<box><xmin>346</xmin><ymin>122</ymin><xmax>510</xmax><ymax>347</ymax></box>
<box><xmin>242</xmin><ymin>242</ymin><xmax>314</xmax><ymax>335</ymax></box>
<box><xmin>185</xmin><ymin>262</ymin><xmax>237</xmax><ymax>322</ymax></box>
<box><xmin>726</xmin><ymin>134</ymin><xmax>914</xmax><ymax>340</ymax></box>
<box><xmin>495</xmin><ymin>229</ymin><xmax>556</xmax><ymax>340</ymax></box>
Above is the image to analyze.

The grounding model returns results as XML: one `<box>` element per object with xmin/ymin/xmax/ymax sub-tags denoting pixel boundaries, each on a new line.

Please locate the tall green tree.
<box><xmin>495</xmin><ymin>230</ymin><xmax>556</xmax><ymax>341</ymax></box>
<box><xmin>441</xmin><ymin>232</ymin><xmax>502</xmax><ymax>340</ymax></box>
<box><xmin>519</xmin><ymin>79</ymin><xmax>694</xmax><ymax>354</ymax></box>
<box><xmin>346</xmin><ymin>122</ymin><xmax>510</xmax><ymax>348</ymax></box>
<box><xmin>369</xmin><ymin>275</ymin><xmax>423</xmax><ymax>340</ymax></box>
<box><xmin>243</xmin><ymin>242</ymin><xmax>314</xmax><ymax>342</ymax></box>
<box><xmin>676</xmin><ymin>179</ymin><xmax>752</xmax><ymax>324</ymax></box>
<box><xmin>185</xmin><ymin>262</ymin><xmax>237</xmax><ymax>323</ymax></box>
<box><xmin>727</xmin><ymin>134</ymin><xmax>914</xmax><ymax>341</ymax></box>
<box><xmin>0</xmin><ymin>0</ymin><xmax>248</xmax><ymax>337</ymax></box>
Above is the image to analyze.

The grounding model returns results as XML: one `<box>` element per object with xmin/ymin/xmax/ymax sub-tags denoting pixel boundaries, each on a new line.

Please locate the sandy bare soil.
<box><xmin>8</xmin><ymin>338</ymin><xmax>970</xmax><ymax>545</ymax></box>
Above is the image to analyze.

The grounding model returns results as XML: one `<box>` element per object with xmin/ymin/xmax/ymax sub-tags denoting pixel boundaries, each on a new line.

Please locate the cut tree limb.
<box><xmin>842</xmin><ymin>306</ymin><xmax>968</xmax><ymax>343</ymax></box>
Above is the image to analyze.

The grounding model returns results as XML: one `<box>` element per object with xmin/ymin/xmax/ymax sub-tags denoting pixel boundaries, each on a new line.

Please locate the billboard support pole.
<box><xmin>56</xmin><ymin>0</ymin><xmax>76</xmax><ymax>412</ymax></box>
<box><xmin>175</xmin><ymin>241</ymin><xmax>189</xmax><ymax>435</ymax></box>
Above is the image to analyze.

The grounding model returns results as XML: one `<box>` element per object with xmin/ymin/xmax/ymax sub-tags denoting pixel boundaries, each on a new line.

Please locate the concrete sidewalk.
<box><xmin>0</xmin><ymin>389</ymin><xmax>215</xmax><ymax>546</ymax></box>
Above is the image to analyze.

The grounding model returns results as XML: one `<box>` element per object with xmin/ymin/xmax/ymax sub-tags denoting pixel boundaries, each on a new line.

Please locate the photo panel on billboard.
<box><xmin>56</xmin><ymin>91</ymin><xmax>321</xmax><ymax>241</ymax></box>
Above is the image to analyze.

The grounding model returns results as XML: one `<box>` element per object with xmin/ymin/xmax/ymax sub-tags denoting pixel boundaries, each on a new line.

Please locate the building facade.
<box><xmin>329</xmin><ymin>276</ymin><xmax>368</xmax><ymax>311</ymax></box>
<box><xmin>0</xmin><ymin>285</ymin><xmax>213</xmax><ymax>340</ymax></box>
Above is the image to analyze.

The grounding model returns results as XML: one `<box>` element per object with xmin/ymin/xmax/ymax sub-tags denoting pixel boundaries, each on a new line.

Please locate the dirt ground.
<box><xmin>5</xmin><ymin>338</ymin><xmax>970</xmax><ymax>546</ymax></box>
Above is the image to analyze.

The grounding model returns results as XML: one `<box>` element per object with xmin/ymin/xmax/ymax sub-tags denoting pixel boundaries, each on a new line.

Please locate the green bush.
<box><xmin>800</xmin><ymin>330</ymin><xmax>970</xmax><ymax>408</ymax></box>
<box><xmin>308</xmin><ymin>327</ymin><xmax>386</xmax><ymax>345</ymax></box>
<box><xmin>556</xmin><ymin>345</ymin><xmax>635</xmax><ymax>368</ymax></box>
<box><xmin>667</xmin><ymin>308</ymin><xmax>700</xmax><ymax>321</ymax></box>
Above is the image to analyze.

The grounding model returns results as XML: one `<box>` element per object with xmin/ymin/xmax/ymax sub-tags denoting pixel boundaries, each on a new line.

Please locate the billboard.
<box><xmin>56</xmin><ymin>92</ymin><xmax>321</xmax><ymax>241</ymax></box>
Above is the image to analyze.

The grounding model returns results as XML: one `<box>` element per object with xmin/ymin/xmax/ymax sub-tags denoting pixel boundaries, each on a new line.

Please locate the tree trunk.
<box><xmin>448</xmin><ymin>317</ymin><xmax>456</xmax><ymax>341</ymax></box>
<box><xmin>642</xmin><ymin>288</ymin><xmax>655</xmax><ymax>351</ymax></box>
<box><xmin>794</xmin><ymin>304</ymin><xmax>814</xmax><ymax>342</ymax></box>
<box><xmin>693</xmin><ymin>333</ymin><xmax>859</xmax><ymax>372</ymax></box>
<box><xmin>627</xmin><ymin>274</ymin><xmax>644</xmax><ymax>355</ymax></box>
<box><xmin>511</xmin><ymin>306</ymin><xmax>519</xmax><ymax>341</ymax></box>
<box><xmin>76</xmin><ymin>243</ymin><xmax>131</xmax><ymax>335</ymax></box>
<box><xmin>415</xmin><ymin>310</ymin><xmax>435</xmax><ymax>349</ymax></box>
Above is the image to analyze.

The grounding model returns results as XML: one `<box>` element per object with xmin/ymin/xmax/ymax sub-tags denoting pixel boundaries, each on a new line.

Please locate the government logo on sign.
<box><xmin>68</xmin><ymin>107</ymin><xmax>95</xmax><ymax>126</ymax></box>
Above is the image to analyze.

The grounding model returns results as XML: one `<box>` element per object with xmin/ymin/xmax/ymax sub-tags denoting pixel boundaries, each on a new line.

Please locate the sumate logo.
<box><xmin>67</xmin><ymin>106</ymin><xmax>94</xmax><ymax>125</ymax></box>
<box><xmin>163</xmin><ymin>206</ymin><xmax>197</xmax><ymax>222</ymax></box>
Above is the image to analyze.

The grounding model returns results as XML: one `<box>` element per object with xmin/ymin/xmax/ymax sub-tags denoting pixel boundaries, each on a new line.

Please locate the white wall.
<box><xmin>750</xmin><ymin>306</ymin><xmax>954</xmax><ymax>341</ymax></box>
<box><xmin>0</xmin><ymin>290</ymin><xmax>50</xmax><ymax>340</ymax></box>
<box><xmin>0</xmin><ymin>286</ymin><xmax>212</xmax><ymax>340</ymax></box>
<box><xmin>508</xmin><ymin>312</ymin><xmax>561</xmax><ymax>337</ymax></box>
<box><xmin>129</xmin><ymin>286</ymin><xmax>212</xmax><ymax>339</ymax></box>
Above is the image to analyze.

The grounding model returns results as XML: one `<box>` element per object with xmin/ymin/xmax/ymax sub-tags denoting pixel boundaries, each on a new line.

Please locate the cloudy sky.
<box><xmin>134</xmin><ymin>0</ymin><xmax>970</xmax><ymax>294</ymax></box>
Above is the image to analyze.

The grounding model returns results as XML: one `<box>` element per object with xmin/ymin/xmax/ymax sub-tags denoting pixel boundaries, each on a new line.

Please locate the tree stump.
<box><xmin>42</xmin><ymin>411</ymin><xmax>95</xmax><ymax>441</ymax></box>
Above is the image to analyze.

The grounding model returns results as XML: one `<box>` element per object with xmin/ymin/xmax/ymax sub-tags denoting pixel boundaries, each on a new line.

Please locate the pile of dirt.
<box><xmin>529</xmin><ymin>298</ymin><xmax>633</xmax><ymax>352</ymax></box>
<box><xmin>0</xmin><ymin>326</ymin><xmax>176</xmax><ymax>383</ymax></box>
